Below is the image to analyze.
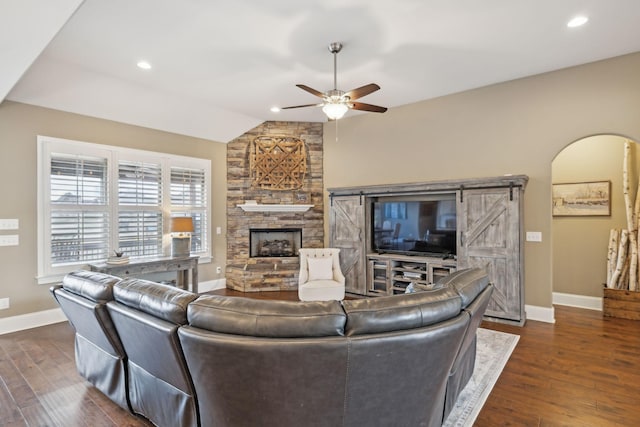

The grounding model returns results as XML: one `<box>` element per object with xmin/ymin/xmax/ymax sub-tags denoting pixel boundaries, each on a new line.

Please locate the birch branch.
<box><xmin>623</xmin><ymin>141</ymin><xmax>638</xmax><ymax>291</ymax></box>
<box><xmin>610</xmin><ymin>229</ymin><xmax>629</xmax><ymax>290</ymax></box>
<box><xmin>607</xmin><ymin>229</ymin><xmax>620</xmax><ymax>288</ymax></box>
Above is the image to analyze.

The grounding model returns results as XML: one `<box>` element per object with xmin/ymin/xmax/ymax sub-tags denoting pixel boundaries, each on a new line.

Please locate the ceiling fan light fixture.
<box><xmin>322</xmin><ymin>102</ymin><xmax>349</xmax><ymax>120</ymax></box>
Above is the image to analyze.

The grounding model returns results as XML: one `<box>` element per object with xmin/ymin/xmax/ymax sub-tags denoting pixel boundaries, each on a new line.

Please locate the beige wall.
<box><xmin>322</xmin><ymin>52</ymin><xmax>640</xmax><ymax>309</ymax></box>
<box><xmin>0</xmin><ymin>101</ymin><xmax>227</xmax><ymax>318</ymax></box>
<box><xmin>552</xmin><ymin>136</ymin><xmax>639</xmax><ymax>296</ymax></box>
<box><xmin>4</xmin><ymin>51</ymin><xmax>640</xmax><ymax>320</ymax></box>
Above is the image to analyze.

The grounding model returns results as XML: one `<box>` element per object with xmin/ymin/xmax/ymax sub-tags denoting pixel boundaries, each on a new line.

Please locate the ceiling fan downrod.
<box><xmin>328</xmin><ymin>42</ymin><xmax>342</xmax><ymax>91</ymax></box>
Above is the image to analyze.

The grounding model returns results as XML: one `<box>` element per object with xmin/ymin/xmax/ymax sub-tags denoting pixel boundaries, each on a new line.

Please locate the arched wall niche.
<box><xmin>552</xmin><ymin>134</ymin><xmax>640</xmax><ymax>298</ymax></box>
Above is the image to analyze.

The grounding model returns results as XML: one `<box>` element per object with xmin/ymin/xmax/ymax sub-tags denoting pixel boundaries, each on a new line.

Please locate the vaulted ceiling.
<box><xmin>4</xmin><ymin>1</ymin><xmax>640</xmax><ymax>142</ymax></box>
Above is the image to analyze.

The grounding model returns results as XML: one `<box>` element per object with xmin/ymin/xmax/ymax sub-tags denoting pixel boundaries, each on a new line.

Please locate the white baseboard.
<box><xmin>525</xmin><ymin>304</ymin><xmax>556</xmax><ymax>323</ymax></box>
<box><xmin>0</xmin><ymin>308</ymin><xmax>67</xmax><ymax>335</ymax></box>
<box><xmin>196</xmin><ymin>278</ymin><xmax>226</xmax><ymax>293</ymax></box>
<box><xmin>553</xmin><ymin>292</ymin><xmax>602</xmax><ymax>311</ymax></box>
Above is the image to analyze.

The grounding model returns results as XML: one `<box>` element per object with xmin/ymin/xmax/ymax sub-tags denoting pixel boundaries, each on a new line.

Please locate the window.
<box><xmin>38</xmin><ymin>136</ymin><xmax>211</xmax><ymax>283</ymax></box>
<box><xmin>170</xmin><ymin>166</ymin><xmax>207</xmax><ymax>253</ymax></box>
<box><xmin>50</xmin><ymin>155</ymin><xmax>109</xmax><ymax>265</ymax></box>
<box><xmin>118</xmin><ymin>159</ymin><xmax>163</xmax><ymax>257</ymax></box>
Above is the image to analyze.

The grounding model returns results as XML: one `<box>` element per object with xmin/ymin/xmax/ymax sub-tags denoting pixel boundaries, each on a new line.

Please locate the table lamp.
<box><xmin>170</xmin><ymin>217</ymin><xmax>193</xmax><ymax>257</ymax></box>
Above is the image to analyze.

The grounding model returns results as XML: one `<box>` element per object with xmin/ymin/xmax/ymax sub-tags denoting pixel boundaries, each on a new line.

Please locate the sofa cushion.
<box><xmin>342</xmin><ymin>287</ymin><xmax>462</xmax><ymax>336</ymax></box>
<box><xmin>436</xmin><ymin>268</ymin><xmax>489</xmax><ymax>308</ymax></box>
<box><xmin>187</xmin><ymin>295</ymin><xmax>346</xmax><ymax>337</ymax></box>
<box><xmin>62</xmin><ymin>270</ymin><xmax>120</xmax><ymax>303</ymax></box>
<box><xmin>113</xmin><ymin>278</ymin><xmax>197</xmax><ymax>325</ymax></box>
<box><xmin>307</xmin><ymin>256</ymin><xmax>334</xmax><ymax>281</ymax></box>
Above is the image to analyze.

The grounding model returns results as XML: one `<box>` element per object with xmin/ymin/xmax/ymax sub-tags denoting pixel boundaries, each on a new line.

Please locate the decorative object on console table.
<box><xmin>171</xmin><ymin>217</ymin><xmax>193</xmax><ymax>257</ymax></box>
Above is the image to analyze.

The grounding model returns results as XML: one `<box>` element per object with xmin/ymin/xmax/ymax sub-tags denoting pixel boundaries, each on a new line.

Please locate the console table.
<box><xmin>88</xmin><ymin>255</ymin><xmax>199</xmax><ymax>293</ymax></box>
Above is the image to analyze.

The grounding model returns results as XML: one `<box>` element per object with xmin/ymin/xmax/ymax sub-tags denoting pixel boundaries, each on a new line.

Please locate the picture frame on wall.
<box><xmin>552</xmin><ymin>180</ymin><xmax>611</xmax><ymax>216</ymax></box>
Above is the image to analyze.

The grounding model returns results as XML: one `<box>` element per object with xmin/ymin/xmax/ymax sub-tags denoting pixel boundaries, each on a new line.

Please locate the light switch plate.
<box><xmin>0</xmin><ymin>219</ymin><xmax>18</xmax><ymax>230</ymax></box>
<box><xmin>0</xmin><ymin>298</ymin><xmax>9</xmax><ymax>310</ymax></box>
<box><xmin>0</xmin><ymin>235</ymin><xmax>19</xmax><ymax>246</ymax></box>
<box><xmin>526</xmin><ymin>231</ymin><xmax>542</xmax><ymax>242</ymax></box>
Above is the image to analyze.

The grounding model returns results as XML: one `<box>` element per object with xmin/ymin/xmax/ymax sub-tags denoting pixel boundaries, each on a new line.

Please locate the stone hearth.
<box><xmin>226</xmin><ymin>121</ymin><xmax>324</xmax><ymax>292</ymax></box>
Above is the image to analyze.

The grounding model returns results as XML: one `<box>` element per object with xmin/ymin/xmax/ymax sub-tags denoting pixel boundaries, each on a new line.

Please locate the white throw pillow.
<box><xmin>307</xmin><ymin>257</ymin><xmax>334</xmax><ymax>281</ymax></box>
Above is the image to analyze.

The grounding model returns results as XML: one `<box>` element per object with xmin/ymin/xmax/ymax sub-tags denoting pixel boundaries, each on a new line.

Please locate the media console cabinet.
<box><xmin>366</xmin><ymin>253</ymin><xmax>457</xmax><ymax>296</ymax></box>
<box><xmin>328</xmin><ymin>175</ymin><xmax>528</xmax><ymax>325</ymax></box>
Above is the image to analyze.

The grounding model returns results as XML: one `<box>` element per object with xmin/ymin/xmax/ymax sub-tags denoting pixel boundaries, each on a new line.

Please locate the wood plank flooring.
<box><xmin>2</xmin><ymin>290</ymin><xmax>640</xmax><ymax>426</ymax></box>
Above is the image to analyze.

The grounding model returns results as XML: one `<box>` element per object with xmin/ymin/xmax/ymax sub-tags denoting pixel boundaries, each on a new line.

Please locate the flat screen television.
<box><xmin>371</xmin><ymin>194</ymin><xmax>457</xmax><ymax>257</ymax></box>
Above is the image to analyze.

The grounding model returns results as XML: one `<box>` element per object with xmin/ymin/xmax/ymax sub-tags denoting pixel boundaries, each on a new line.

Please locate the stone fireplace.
<box><xmin>226</xmin><ymin>121</ymin><xmax>324</xmax><ymax>292</ymax></box>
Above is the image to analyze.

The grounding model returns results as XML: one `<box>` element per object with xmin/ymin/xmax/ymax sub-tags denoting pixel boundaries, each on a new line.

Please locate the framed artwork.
<box><xmin>552</xmin><ymin>181</ymin><xmax>611</xmax><ymax>216</ymax></box>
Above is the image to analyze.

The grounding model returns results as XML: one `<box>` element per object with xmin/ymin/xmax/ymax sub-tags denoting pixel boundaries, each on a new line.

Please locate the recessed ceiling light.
<box><xmin>270</xmin><ymin>106</ymin><xmax>281</xmax><ymax>113</ymax></box>
<box><xmin>137</xmin><ymin>60</ymin><xmax>152</xmax><ymax>70</ymax></box>
<box><xmin>567</xmin><ymin>16</ymin><xmax>588</xmax><ymax>28</ymax></box>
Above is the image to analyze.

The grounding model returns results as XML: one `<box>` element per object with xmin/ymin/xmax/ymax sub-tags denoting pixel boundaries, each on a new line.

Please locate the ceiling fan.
<box><xmin>282</xmin><ymin>42</ymin><xmax>387</xmax><ymax>120</ymax></box>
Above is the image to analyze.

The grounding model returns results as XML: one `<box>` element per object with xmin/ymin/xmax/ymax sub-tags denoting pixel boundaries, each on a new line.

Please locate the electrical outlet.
<box><xmin>0</xmin><ymin>298</ymin><xmax>9</xmax><ymax>310</ymax></box>
<box><xmin>0</xmin><ymin>235</ymin><xmax>19</xmax><ymax>246</ymax></box>
<box><xmin>216</xmin><ymin>266</ymin><xmax>222</xmax><ymax>274</ymax></box>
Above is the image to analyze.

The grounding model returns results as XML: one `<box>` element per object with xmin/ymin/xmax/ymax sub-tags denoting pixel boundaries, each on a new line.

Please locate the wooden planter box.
<box><xmin>603</xmin><ymin>287</ymin><xmax>640</xmax><ymax>320</ymax></box>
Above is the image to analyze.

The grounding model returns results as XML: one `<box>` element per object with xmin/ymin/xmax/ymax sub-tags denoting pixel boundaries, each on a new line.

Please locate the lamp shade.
<box><xmin>171</xmin><ymin>217</ymin><xmax>194</xmax><ymax>233</ymax></box>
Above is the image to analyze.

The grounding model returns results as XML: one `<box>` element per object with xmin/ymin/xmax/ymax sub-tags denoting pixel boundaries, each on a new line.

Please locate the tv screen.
<box><xmin>371</xmin><ymin>194</ymin><xmax>457</xmax><ymax>257</ymax></box>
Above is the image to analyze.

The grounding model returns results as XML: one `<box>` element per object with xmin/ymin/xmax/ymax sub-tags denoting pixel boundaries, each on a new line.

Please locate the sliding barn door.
<box><xmin>457</xmin><ymin>187</ymin><xmax>525</xmax><ymax>324</ymax></box>
<box><xmin>329</xmin><ymin>195</ymin><xmax>367</xmax><ymax>295</ymax></box>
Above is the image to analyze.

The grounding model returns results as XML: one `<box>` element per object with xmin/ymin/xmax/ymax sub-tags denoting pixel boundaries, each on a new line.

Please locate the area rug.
<box><xmin>442</xmin><ymin>328</ymin><xmax>519</xmax><ymax>427</ymax></box>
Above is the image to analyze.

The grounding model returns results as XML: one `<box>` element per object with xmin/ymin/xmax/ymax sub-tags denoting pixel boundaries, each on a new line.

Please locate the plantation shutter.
<box><xmin>50</xmin><ymin>155</ymin><xmax>109</xmax><ymax>264</ymax></box>
<box><xmin>118</xmin><ymin>160</ymin><xmax>163</xmax><ymax>257</ymax></box>
<box><xmin>170</xmin><ymin>166</ymin><xmax>207</xmax><ymax>253</ymax></box>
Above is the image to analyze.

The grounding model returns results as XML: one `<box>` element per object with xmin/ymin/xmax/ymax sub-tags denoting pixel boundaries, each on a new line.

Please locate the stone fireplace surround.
<box><xmin>226</xmin><ymin>121</ymin><xmax>324</xmax><ymax>292</ymax></box>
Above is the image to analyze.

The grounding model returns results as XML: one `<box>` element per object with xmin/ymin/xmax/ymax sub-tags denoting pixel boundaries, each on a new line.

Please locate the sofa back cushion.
<box><xmin>61</xmin><ymin>270</ymin><xmax>120</xmax><ymax>303</ymax></box>
<box><xmin>188</xmin><ymin>295</ymin><xmax>346</xmax><ymax>337</ymax></box>
<box><xmin>113</xmin><ymin>278</ymin><xmax>197</xmax><ymax>324</ymax></box>
<box><xmin>437</xmin><ymin>268</ymin><xmax>489</xmax><ymax>308</ymax></box>
<box><xmin>342</xmin><ymin>287</ymin><xmax>462</xmax><ymax>336</ymax></box>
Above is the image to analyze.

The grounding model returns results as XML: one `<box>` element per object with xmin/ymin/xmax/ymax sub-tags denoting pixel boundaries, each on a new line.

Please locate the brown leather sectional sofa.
<box><xmin>51</xmin><ymin>268</ymin><xmax>492</xmax><ymax>427</ymax></box>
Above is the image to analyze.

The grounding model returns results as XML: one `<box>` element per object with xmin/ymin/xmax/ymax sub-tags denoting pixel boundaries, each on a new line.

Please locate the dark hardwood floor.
<box><xmin>2</xmin><ymin>290</ymin><xmax>640</xmax><ymax>426</ymax></box>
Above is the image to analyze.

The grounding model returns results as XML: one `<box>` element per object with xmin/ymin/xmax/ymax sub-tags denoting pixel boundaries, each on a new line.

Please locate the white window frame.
<box><xmin>37</xmin><ymin>135</ymin><xmax>212</xmax><ymax>284</ymax></box>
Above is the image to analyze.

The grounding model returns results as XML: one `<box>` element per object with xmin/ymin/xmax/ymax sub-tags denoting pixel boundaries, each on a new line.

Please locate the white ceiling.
<box><xmin>4</xmin><ymin>0</ymin><xmax>640</xmax><ymax>142</ymax></box>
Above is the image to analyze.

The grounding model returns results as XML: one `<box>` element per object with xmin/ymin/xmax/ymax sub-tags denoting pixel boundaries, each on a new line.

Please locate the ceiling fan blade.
<box><xmin>296</xmin><ymin>84</ymin><xmax>325</xmax><ymax>98</ymax></box>
<box><xmin>345</xmin><ymin>83</ymin><xmax>380</xmax><ymax>100</ymax></box>
<box><xmin>351</xmin><ymin>101</ymin><xmax>387</xmax><ymax>113</ymax></box>
<box><xmin>281</xmin><ymin>103</ymin><xmax>323</xmax><ymax>110</ymax></box>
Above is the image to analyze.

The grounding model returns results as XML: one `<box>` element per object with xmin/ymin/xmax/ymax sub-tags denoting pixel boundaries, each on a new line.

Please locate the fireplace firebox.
<box><xmin>249</xmin><ymin>228</ymin><xmax>302</xmax><ymax>258</ymax></box>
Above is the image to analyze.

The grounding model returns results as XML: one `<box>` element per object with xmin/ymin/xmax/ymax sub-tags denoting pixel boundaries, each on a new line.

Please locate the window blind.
<box><xmin>171</xmin><ymin>166</ymin><xmax>207</xmax><ymax>253</ymax></box>
<box><xmin>50</xmin><ymin>155</ymin><xmax>109</xmax><ymax>264</ymax></box>
<box><xmin>118</xmin><ymin>160</ymin><xmax>163</xmax><ymax>256</ymax></box>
